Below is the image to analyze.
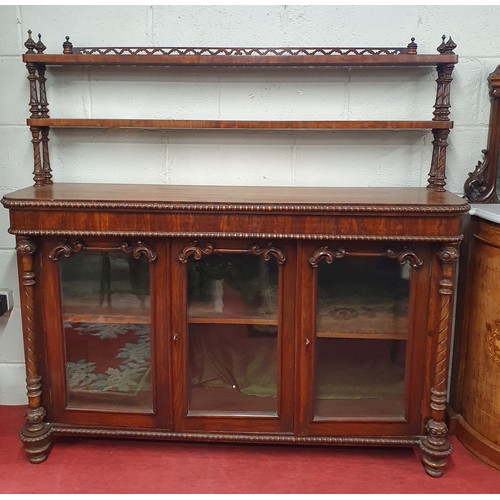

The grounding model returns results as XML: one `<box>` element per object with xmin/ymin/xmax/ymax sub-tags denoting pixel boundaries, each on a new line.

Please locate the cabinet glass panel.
<box><xmin>60</xmin><ymin>251</ymin><xmax>152</xmax><ymax>412</ymax></box>
<box><xmin>314</xmin><ymin>256</ymin><xmax>410</xmax><ymax>418</ymax></box>
<box><xmin>187</xmin><ymin>253</ymin><xmax>279</xmax><ymax>415</ymax></box>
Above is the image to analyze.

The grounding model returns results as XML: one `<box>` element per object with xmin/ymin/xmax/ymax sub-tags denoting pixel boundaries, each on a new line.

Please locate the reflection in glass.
<box><xmin>60</xmin><ymin>251</ymin><xmax>152</xmax><ymax>412</ymax></box>
<box><xmin>314</xmin><ymin>257</ymin><xmax>410</xmax><ymax>418</ymax></box>
<box><xmin>187</xmin><ymin>253</ymin><xmax>279</xmax><ymax>415</ymax></box>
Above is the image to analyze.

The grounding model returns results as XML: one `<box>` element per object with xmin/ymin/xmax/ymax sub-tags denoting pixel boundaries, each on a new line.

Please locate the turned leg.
<box><xmin>419</xmin><ymin>245</ymin><xmax>459</xmax><ymax>477</ymax></box>
<box><xmin>16</xmin><ymin>237</ymin><xmax>52</xmax><ymax>463</ymax></box>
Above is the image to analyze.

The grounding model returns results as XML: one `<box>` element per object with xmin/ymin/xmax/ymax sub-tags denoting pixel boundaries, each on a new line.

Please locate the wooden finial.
<box><xmin>24</xmin><ymin>30</ymin><xmax>36</xmax><ymax>54</ymax></box>
<box><xmin>35</xmin><ymin>33</ymin><xmax>46</xmax><ymax>54</ymax></box>
<box><xmin>444</xmin><ymin>36</ymin><xmax>457</xmax><ymax>54</ymax></box>
<box><xmin>62</xmin><ymin>36</ymin><xmax>73</xmax><ymax>54</ymax></box>
<box><xmin>407</xmin><ymin>37</ymin><xmax>418</xmax><ymax>55</ymax></box>
<box><xmin>437</xmin><ymin>35</ymin><xmax>447</xmax><ymax>54</ymax></box>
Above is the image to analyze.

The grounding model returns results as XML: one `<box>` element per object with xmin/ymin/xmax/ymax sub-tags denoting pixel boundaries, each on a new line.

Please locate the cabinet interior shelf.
<box><xmin>316</xmin><ymin>330</ymin><xmax>407</xmax><ymax>340</ymax></box>
<box><xmin>27</xmin><ymin>118</ymin><xmax>453</xmax><ymax>130</ymax></box>
<box><xmin>188</xmin><ymin>317</ymin><xmax>277</xmax><ymax>326</ymax></box>
<box><xmin>63</xmin><ymin>312</ymin><xmax>150</xmax><ymax>324</ymax></box>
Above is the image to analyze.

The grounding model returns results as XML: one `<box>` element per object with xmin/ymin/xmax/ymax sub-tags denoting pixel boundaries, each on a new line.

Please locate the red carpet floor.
<box><xmin>1</xmin><ymin>405</ymin><xmax>499</xmax><ymax>494</ymax></box>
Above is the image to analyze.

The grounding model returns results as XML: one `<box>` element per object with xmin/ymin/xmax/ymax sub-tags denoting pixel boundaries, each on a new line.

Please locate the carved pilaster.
<box><xmin>420</xmin><ymin>245</ymin><xmax>459</xmax><ymax>477</ymax></box>
<box><xmin>15</xmin><ymin>236</ymin><xmax>52</xmax><ymax>463</ymax></box>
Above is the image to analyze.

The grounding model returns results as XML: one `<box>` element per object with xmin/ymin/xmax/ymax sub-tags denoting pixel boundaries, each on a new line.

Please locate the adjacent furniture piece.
<box><xmin>451</xmin><ymin>65</ymin><xmax>500</xmax><ymax>470</ymax></box>
<box><xmin>2</xmin><ymin>32</ymin><xmax>470</xmax><ymax>477</ymax></box>
<box><xmin>464</xmin><ymin>65</ymin><xmax>500</xmax><ymax>203</ymax></box>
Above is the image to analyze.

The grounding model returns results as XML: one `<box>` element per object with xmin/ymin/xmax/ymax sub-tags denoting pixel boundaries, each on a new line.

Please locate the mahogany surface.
<box><xmin>26</xmin><ymin>118</ymin><xmax>454</xmax><ymax>130</ymax></box>
<box><xmin>2</xmin><ymin>32</ymin><xmax>467</xmax><ymax>478</ymax></box>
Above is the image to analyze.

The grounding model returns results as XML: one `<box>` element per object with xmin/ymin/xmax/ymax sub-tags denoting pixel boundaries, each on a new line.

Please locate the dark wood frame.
<box><xmin>0</xmin><ymin>32</ymin><xmax>470</xmax><ymax>478</ymax></box>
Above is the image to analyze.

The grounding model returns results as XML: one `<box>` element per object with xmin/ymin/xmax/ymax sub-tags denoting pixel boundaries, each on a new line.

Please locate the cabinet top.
<box><xmin>2</xmin><ymin>183</ymin><xmax>470</xmax><ymax>214</ymax></box>
<box><xmin>23</xmin><ymin>32</ymin><xmax>458</xmax><ymax>67</ymax></box>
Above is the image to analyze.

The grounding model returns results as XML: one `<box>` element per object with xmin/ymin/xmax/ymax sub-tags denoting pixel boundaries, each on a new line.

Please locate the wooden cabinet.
<box><xmin>451</xmin><ymin>214</ymin><xmax>500</xmax><ymax>470</ymax></box>
<box><xmin>1</xmin><ymin>32</ymin><xmax>469</xmax><ymax>477</ymax></box>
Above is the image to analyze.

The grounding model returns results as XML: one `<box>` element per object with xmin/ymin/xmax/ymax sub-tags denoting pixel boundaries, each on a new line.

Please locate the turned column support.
<box><xmin>427</xmin><ymin>36</ymin><xmax>456</xmax><ymax>191</ymax></box>
<box><xmin>16</xmin><ymin>236</ymin><xmax>52</xmax><ymax>463</ymax></box>
<box><xmin>25</xmin><ymin>31</ymin><xmax>52</xmax><ymax>187</ymax></box>
<box><xmin>420</xmin><ymin>244</ymin><xmax>459</xmax><ymax>477</ymax></box>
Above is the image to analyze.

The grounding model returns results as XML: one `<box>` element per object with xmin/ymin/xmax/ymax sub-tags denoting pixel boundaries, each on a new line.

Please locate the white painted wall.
<box><xmin>0</xmin><ymin>5</ymin><xmax>499</xmax><ymax>404</ymax></box>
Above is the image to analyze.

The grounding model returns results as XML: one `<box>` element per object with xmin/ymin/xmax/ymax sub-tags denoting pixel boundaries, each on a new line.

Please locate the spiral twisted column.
<box><xmin>420</xmin><ymin>245</ymin><xmax>459</xmax><ymax>477</ymax></box>
<box><xmin>16</xmin><ymin>236</ymin><xmax>52</xmax><ymax>463</ymax></box>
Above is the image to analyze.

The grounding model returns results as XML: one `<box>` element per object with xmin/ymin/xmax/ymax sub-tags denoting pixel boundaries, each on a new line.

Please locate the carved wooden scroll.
<box><xmin>179</xmin><ymin>241</ymin><xmax>286</xmax><ymax>264</ymax></box>
<box><xmin>464</xmin><ymin>65</ymin><xmax>500</xmax><ymax>203</ymax></box>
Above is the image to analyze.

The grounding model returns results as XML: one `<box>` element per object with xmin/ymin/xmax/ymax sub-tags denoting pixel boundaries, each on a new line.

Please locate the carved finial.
<box><xmin>24</xmin><ymin>30</ymin><xmax>36</xmax><ymax>54</ymax></box>
<box><xmin>35</xmin><ymin>33</ymin><xmax>46</xmax><ymax>54</ymax></box>
<box><xmin>407</xmin><ymin>37</ymin><xmax>418</xmax><ymax>55</ymax></box>
<box><xmin>437</xmin><ymin>35</ymin><xmax>447</xmax><ymax>54</ymax></box>
<box><xmin>444</xmin><ymin>36</ymin><xmax>457</xmax><ymax>54</ymax></box>
<box><xmin>62</xmin><ymin>36</ymin><xmax>73</xmax><ymax>54</ymax></box>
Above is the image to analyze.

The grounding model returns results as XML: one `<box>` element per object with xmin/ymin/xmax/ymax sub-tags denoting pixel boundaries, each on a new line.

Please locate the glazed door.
<box><xmin>41</xmin><ymin>237</ymin><xmax>170</xmax><ymax>428</ymax></box>
<box><xmin>296</xmin><ymin>242</ymin><xmax>429</xmax><ymax>436</ymax></box>
<box><xmin>171</xmin><ymin>239</ymin><xmax>295</xmax><ymax>433</ymax></box>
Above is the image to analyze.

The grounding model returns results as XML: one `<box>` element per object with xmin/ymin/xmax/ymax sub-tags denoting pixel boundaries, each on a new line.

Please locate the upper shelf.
<box><xmin>26</xmin><ymin>118</ymin><xmax>454</xmax><ymax>130</ymax></box>
<box><xmin>23</xmin><ymin>33</ymin><xmax>458</xmax><ymax>67</ymax></box>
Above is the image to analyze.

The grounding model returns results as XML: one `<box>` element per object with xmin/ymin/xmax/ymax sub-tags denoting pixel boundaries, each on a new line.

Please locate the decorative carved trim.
<box><xmin>50</xmin><ymin>424</ymin><xmax>419</xmax><ymax>447</ymax></box>
<box><xmin>0</xmin><ymin>198</ymin><xmax>471</xmax><ymax>214</ymax></box>
<box><xmin>7</xmin><ymin>228</ymin><xmax>465</xmax><ymax>243</ymax></box>
<box><xmin>68</xmin><ymin>44</ymin><xmax>417</xmax><ymax>57</ymax></box>
<box><xmin>309</xmin><ymin>246</ymin><xmax>424</xmax><ymax>267</ymax></box>
<box><xmin>48</xmin><ymin>239</ymin><xmax>85</xmax><ymax>260</ymax></box>
<box><xmin>179</xmin><ymin>241</ymin><xmax>286</xmax><ymax>264</ymax></box>
<box><xmin>463</xmin><ymin>149</ymin><xmax>496</xmax><ymax>203</ymax></box>
<box><xmin>463</xmin><ymin>66</ymin><xmax>500</xmax><ymax>203</ymax></box>
<box><xmin>48</xmin><ymin>239</ymin><xmax>157</xmax><ymax>262</ymax></box>
<box><xmin>419</xmin><ymin>244</ymin><xmax>459</xmax><ymax>477</ymax></box>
